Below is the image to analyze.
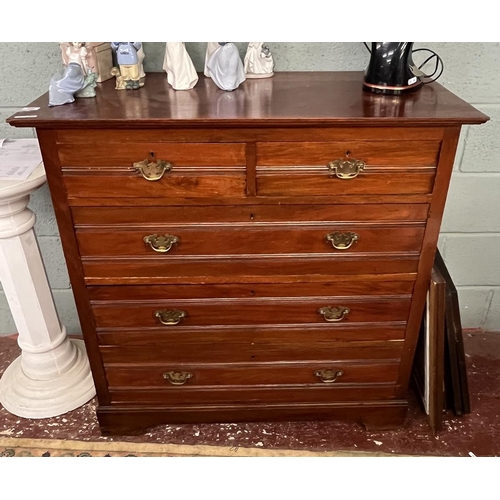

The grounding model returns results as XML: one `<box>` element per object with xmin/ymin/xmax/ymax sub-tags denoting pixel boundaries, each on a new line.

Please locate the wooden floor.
<box><xmin>0</xmin><ymin>330</ymin><xmax>498</xmax><ymax>457</ymax></box>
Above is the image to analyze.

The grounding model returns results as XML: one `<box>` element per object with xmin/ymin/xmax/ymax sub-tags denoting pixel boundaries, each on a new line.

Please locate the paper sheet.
<box><xmin>0</xmin><ymin>138</ymin><xmax>42</xmax><ymax>180</ymax></box>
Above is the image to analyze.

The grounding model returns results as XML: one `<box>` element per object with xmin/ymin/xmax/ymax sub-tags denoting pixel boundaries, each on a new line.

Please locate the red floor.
<box><xmin>0</xmin><ymin>330</ymin><xmax>499</xmax><ymax>456</ymax></box>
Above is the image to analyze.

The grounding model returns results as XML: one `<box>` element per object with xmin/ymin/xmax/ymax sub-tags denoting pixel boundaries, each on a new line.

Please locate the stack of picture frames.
<box><xmin>412</xmin><ymin>249</ymin><xmax>471</xmax><ymax>435</ymax></box>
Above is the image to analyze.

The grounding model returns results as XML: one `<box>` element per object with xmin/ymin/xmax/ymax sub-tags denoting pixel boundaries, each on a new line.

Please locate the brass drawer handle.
<box><xmin>155</xmin><ymin>309</ymin><xmax>187</xmax><ymax>326</ymax></box>
<box><xmin>144</xmin><ymin>234</ymin><xmax>179</xmax><ymax>253</ymax></box>
<box><xmin>133</xmin><ymin>153</ymin><xmax>172</xmax><ymax>181</ymax></box>
<box><xmin>315</xmin><ymin>369</ymin><xmax>344</xmax><ymax>384</ymax></box>
<box><xmin>163</xmin><ymin>371</ymin><xmax>193</xmax><ymax>386</ymax></box>
<box><xmin>326</xmin><ymin>231</ymin><xmax>359</xmax><ymax>250</ymax></box>
<box><xmin>318</xmin><ymin>306</ymin><xmax>350</xmax><ymax>322</ymax></box>
<box><xmin>327</xmin><ymin>158</ymin><xmax>365</xmax><ymax>179</ymax></box>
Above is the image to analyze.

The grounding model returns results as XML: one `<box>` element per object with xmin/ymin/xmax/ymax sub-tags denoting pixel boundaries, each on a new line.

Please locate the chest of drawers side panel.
<box><xmin>396</xmin><ymin>126</ymin><xmax>462</xmax><ymax>395</ymax></box>
<box><xmin>35</xmin><ymin>129</ymin><xmax>111</xmax><ymax>405</ymax></box>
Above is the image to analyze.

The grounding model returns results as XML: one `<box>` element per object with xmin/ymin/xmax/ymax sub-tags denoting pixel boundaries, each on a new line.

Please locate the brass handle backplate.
<box><xmin>318</xmin><ymin>306</ymin><xmax>350</xmax><ymax>322</ymax></box>
<box><xmin>144</xmin><ymin>234</ymin><xmax>179</xmax><ymax>253</ymax></box>
<box><xmin>327</xmin><ymin>158</ymin><xmax>365</xmax><ymax>179</ymax></box>
<box><xmin>133</xmin><ymin>153</ymin><xmax>172</xmax><ymax>181</ymax></box>
<box><xmin>155</xmin><ymin>309</ymin><xmax>187</xmax><ymax>326</ymax></box>
<box><xmin>163</xmin><ymin>371</ymin><xmax>193</xmax><ymax>386</ymax></box>
<box><xmin>315</xmin><ymin>369</ymin><xmax>344</xmax><ymax>384</ymax></box>
<box><xmin>326</xmin><ymin>231</ymin><xmax>359</xmax><ymax>250</ymax></box>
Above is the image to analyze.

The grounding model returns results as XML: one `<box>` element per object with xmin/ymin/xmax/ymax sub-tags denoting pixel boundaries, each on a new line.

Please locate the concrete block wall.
<box><xmin>0</xmin><ymin>42</ymin><xmax>498</xmax><ymax>334</ymax></box>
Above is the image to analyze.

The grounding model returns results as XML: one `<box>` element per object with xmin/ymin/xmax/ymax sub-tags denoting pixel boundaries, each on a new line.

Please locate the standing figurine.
<box><xmin>137</xmin><ymin>43</ymin><xmax>146</xmax><ymax>87</ymax></box>
<box><xmin>163</xmin><ymin>42</ymin><xmax>199</xmax><ymax>91</ymax></box>
<box><xmin>207</xmin><ymin>42</ymin><xmax>246</xmax><ymax>91</ymax></box>
<box><xmin>244</xmin><ymin>42</ymin><xmax>275</xmax><ymax>79</ymax></box>
<box><xmin>110</xmin><ymin>42</ymin><xmax>142</xmax><ymax>90</ymax></box>
<box><xmin>204</xmin><ymin>42</ymin><xmax>219</xmax><ymax>78</ymax></box>
<box><xmin>49</xmin><ymin>42</ymin><xmax>96</xmax><ymax>106</ymax></box>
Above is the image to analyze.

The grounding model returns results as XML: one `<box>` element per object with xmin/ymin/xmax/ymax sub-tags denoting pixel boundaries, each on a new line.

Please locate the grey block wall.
<box><xmin>0</xmin><ymin>42</ymin><xmax>499</xmax><ymax>334</ymax></box>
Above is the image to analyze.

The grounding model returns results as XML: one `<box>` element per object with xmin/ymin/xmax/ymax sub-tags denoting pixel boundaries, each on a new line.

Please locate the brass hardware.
<box><xmin>326</xmin><ymin>231</ymin><xmax>359</xmax><ymax>250</ymax></box>
<box><xmin>318</xmin><ymin>306</ymin><xmax>350</xmax><ymax>322</ymax></box>
<box><xmin>327</xmin><ymin>157</ymin><xmax>366</xmax><ymax>179</ymax></box>
<box><xmin>133</xmin><ymin>152</ymin><xmax>172</xmax><ymax>181</ymax></box>
<box><xmin>155</xmin><ymin>309</ymin><xmax>187</xmax><ymax>326</ymax></box>
<box><xmin>163</xmin><ymin>371</ymin><xmax>193</xmax><ymax>386</ymax></box>
<box><xmin>314</xmin><ymin>369</ymin><xmax>344</xmax><ymax>384</ymax></box>
<box><xmin>144</xmin><ymin>234</ymin><xmax>179</xmax><ymax>253</ymax></box>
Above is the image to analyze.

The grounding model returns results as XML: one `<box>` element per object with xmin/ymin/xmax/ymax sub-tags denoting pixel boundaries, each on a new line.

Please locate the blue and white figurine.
<box><xmin>49</xmin><ymin>42</ymin><xmax>96</xmax><ymax>106</ymax></box>
<box><xmin>207</xmin><ymin>42</ymin><xmax>246</xmax><ymax>91</ymax></box>
<box><xmin>110</xmin><ymin>42</ymin><xmax>142</xmax><ymax>90</ymax></box>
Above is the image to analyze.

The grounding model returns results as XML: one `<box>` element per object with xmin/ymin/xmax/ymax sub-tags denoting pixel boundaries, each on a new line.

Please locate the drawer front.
<box><xmin>255</xmin><ymin>141</ymin><xmax>439</xmax><ymax>198</ymax></box>
<box><xmin>82</xmin><ymin>256</ymin><xmax>419</xmax><ymax>285</ymax></box>
<box><xmin>97</xmin><ymin>325</ymin><xmax>407</xmax><ymax>346</ymax></box>
<box><xmin>63</xmin><ymin>170</ymin><xmax>246</xmax><ymax>200</ymax></box>
<box><xmin>58</xmin><ymin>143</ymin><xmax>246</xmax><ymax>167</ymax></box>
<box><xmin>72</xmin><ymin>204</ymin><xmax>430</xmax><ymax>226</ymax></box>
<box><xmin>92</xmin><ymin>296</ymin><xmax>411</xmax><ymax>329</ymax></box>
<box><xmin>108</xmin><ymin>385</ymin><xmax>397</xmax><ymax>405</ymax></box>
<box><xmin>76</xmin><ymin>225</ymin><xmax>425</xmax><ymax>258</ymax></box>
<box><xmin>257</xmin><ymin>141</ymin><xmax>441</xmax><ymax>168</ymax></box>
<box><xmin>104</xmin><ymin>361</ymin><xmax>400</xmax><ymax>389</ymax></box>
<box><xmin>100</xmin><ymin>341</ymin><xmax>404</xmax><ymax>364</ymax></box>
<box><xmin>256</xmin><ymin>168</ymin><xmax>435</xmax><ymax>197</ymax></box>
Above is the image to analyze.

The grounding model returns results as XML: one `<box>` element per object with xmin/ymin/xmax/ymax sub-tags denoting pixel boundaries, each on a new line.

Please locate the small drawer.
<box><xmin>255</xmin><ymin>141</ymin><xmax>439</xmax><ymax>198</ymax></box>
<box><xmin>91</xmin><ymin>296</ymin><xmax>411</xmax><ymax>329</ymax></box>
<box><xmin>58</xmin><ymin>142</ymin><xmax>246</xmax><ymax>167</ymax></box>
<box><xmin>104</xmin><ymin>361</ymin><xmax>400</xmax><ymax>389</ymax></box>
<box><xmin>257</xmin><ymin>141</ymin><xmax>441</xmax><ymax>168</ymax></box>
<box><xmin>63</xmin><ymin>169</ymin><xmax>246</xmax><ymax>200</ymax></box>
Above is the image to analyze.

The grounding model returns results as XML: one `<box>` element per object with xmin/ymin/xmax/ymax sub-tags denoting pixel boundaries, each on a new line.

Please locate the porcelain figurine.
<box><xmin>137</xmin><ymin>43</ymin><xmax>146</xmax><ymax>87</ymax></box>
<box><xmin>49</xmin><ymin>42</ymin><xmax>92</xmax><ymax>106</ymax></box>
<box><xmin>204</xmin><ymin>42</ymin><xmax>219</xmax><ymax>77</ymax></box>
<box><xmin>244</xmin><ymin>42</ymin><xmax>274</xmax><ymax>79</ymax></box>
<box><xmin>110</xmin><ymin>42</ymin><xmax>142</xmax><ymax>89</ymax></box>
<box><xmin>163</xmin><ymin>42</ymin><xmax>198</xmax><ymax>91</ymax></box>
<box><xmin>207</xmin><ymin>42</ymin><xmax>246</xmax><ymax>91</ymax></box>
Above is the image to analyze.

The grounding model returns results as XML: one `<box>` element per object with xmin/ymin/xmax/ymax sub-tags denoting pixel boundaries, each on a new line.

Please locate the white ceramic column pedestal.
<box><xmin>0</xmin><ymin>163</ymin><xmax>95</xmax><ymax>418</ymax></box>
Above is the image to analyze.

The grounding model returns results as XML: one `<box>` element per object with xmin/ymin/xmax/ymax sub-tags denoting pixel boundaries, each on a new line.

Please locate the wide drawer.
<box><xmin>92</xmin><ymin>295</ymin><xmax>411</xmax><ymax>329</ymax></box>
<box><xmin>76</xmin><ymin>224</ymin><xmax>425</xmax><ymax>258</ymax></box>
<box><xmin>100</xmin><ymin>341</ymin><xmax>403</xmax><ymax>364</ymax></box>
<box><xmin>82</xmin><ymin>256</ymin><xmax>419</xmax><ymax>285</ymax></box>
<box><xmin>104</xmin><ymin>361</ymin><xmax>400</xmax><ymax>389</ymax></box>
<box><xmin>72</xmin><ymin>204</ymin><xmax>430</xmax><ymax>226</ymax></box>
<box><xmin>108</xmin><ymin>385</ymin><xmax>397</xmax><ymax>405</ymax></box>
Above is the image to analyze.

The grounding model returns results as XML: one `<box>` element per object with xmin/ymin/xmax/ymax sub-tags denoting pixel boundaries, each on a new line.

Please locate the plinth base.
<box><xmin>0</xmin><ymin>339</ymin><xmax>96</xmax><ymax>419</ymax></box>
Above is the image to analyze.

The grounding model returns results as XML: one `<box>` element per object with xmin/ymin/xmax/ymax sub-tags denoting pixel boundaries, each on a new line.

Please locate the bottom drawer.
<box><xmin>108</xmin><ymin>385</ymin><xmax>397</xmax><ymax>405</ymax></box>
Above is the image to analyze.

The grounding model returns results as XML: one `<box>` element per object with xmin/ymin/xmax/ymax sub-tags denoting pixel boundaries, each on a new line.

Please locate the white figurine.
<box><xmin>207</xmin><ymin>42</ymin><xmax>246</xmax><ymax>91</ymax></box>
<box><xmin>244</xmin><ymin>42</ymin><xmax>275</xmax><ymax>79</ymax></box>
<box><xmin>163</xmin><ymin>42</ymin><xmax>199</xmax><ymax>91</ymax></box>
<box><xmin>204</xmin><ymin>42</ymin><xmax>220</xmax><ymax>77</ymax></box>
<box><xmin>137</xmin><ymin>43</ymin><xmax>146</xmax><ymax>87</ymax></box>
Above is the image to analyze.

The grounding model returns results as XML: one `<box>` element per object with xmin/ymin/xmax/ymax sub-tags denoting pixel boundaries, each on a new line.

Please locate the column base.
<box><xmin>0</xmin><ymin>339</ymin><xmax>96</xmax><ymax>419</ymax></box>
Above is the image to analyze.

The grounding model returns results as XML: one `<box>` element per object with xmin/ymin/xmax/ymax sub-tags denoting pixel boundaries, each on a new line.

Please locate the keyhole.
<box><xmin>250</xmin><ymin>213</ymin><xmax>255</xmax><ymax>220</ymax></box>
<box><xmin>251</xmin><ymin>355</ymin><xmax>256</xmax><ymax>361</ymax></box>
<box><xmin>345</xmin><ymin>150</ymin><xmax>351</xmax><ymax>157</ymax></box>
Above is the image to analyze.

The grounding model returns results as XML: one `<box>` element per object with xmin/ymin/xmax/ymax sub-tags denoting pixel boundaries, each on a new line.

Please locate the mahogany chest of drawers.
<box><xmin>8</xmin><ymin>72</ymin><xmax>488</xmax><ymax>435</ymax></box>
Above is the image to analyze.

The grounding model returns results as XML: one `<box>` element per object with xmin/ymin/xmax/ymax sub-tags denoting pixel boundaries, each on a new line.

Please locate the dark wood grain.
<box><xmin>72</xmin><ymin>204</ymin><xmax>430</xmax><ymax>226</ymax></box>
<box><xmin>91</xmin><ymin>296</ymin><xmax>411</xmax><ymax>328</ymax></box>
<box><xmin>7</xmin><ymin>72</ymin><xmax>488</xmax><ymax>129</ymax></box>
<box><xmin>76</xmin><ymin>225</ymin><xmax>425</xmax><ymax>257</ymax></box>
